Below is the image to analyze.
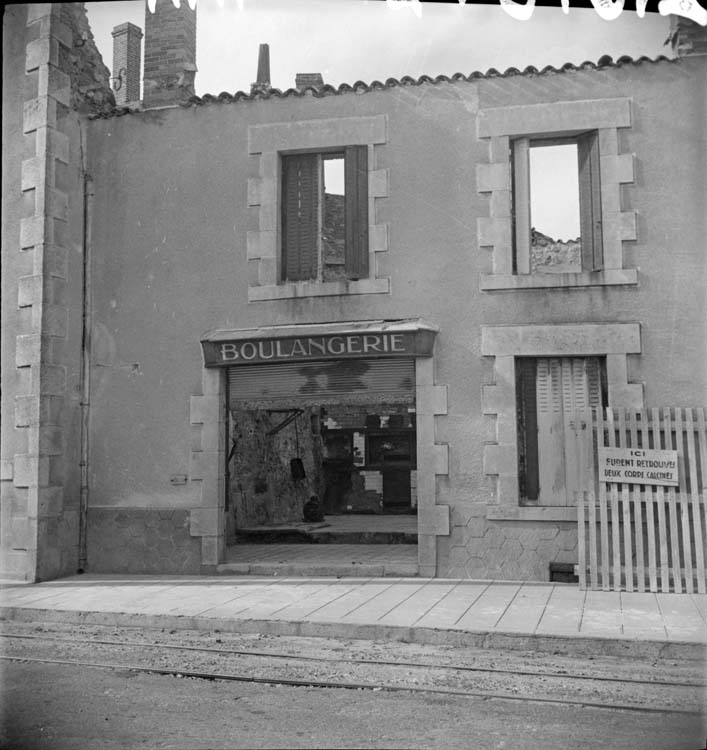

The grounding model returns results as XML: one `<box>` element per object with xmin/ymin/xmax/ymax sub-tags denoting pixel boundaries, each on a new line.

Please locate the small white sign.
<box><xmin>598</xmin><ymin>447</ymin><xmax>679</xmax><ymax>487</ymax></box>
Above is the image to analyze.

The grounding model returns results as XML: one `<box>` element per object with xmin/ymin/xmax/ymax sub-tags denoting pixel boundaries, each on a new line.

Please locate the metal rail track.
<box><xmin>1</xmin><ymin>631</ymin><xmax>704</xmax><ymax>688</ymax></box>
<box><xmin>1</xmin><ymin>654</ymin><xmax>700</xmax><ymax>716</ymax></box>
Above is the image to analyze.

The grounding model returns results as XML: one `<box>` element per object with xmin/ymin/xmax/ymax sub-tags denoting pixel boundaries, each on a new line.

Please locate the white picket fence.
<box><xmin>576</xmin><ymin>407</ymin><xmax>707</xmax><ymax>593</ymax></box>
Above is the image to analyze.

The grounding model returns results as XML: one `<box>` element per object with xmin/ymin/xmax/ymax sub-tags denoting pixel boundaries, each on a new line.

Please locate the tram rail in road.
<box><xmin>1</xmin><ymin>621</ymin><xmax>705</xmax><ymax>717</ymax></box>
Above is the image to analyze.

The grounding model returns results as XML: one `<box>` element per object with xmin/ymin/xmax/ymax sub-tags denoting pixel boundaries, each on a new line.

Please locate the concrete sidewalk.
<box><xmin>1</xmin><ymin>575</ymin><xmax>706</xmax><ymax>660</ymax></box>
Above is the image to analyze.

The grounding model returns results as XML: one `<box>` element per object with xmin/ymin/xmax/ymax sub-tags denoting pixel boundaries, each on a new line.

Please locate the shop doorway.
<box><xmin>227</xmin><ymin>403</ymin><xmax>417</xmax><ymax>535</ymax></box>
<box><xmin>225</xmin><ymin>359</ymin><xmax>418</xmax><ymax>553</ymax></box>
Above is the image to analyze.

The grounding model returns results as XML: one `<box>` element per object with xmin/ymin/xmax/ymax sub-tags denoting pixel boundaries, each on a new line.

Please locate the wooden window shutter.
<box><xmin>512</xmin><ymin>138</ymin><xmax>531</xmax><ymax>275</ymax></box>
<box><xmin>563</xmin><ymin>358</ymin><xmax>603</xmax><ymax>501</ymax></box>
<box><xmin>577</xmin><ymin>132</ymin><xmax>603</xmax><ymax>272</ymax></box>
<box><xmin>282</xmin><ymin>153</ymin><xmax>319</xmax><ymax>281</ymax></box>
<box><xmin>344</xmin><ymin>145</ymin><xmax>369</xmax><ymax>279</ymax></box>
<box><xmin>521</xmin><ymin>357</ymin><xmax>604</xmax><ymax>507</ymax></box>
<box><xmin>517</xmin><ymin>359</ymin><xmax>540</xmax><ymax>501</ymax></box>
<box><xmin>536</xmin><ymin>358</ymin><xmax>567</xmax><ymax>506</ymax></box>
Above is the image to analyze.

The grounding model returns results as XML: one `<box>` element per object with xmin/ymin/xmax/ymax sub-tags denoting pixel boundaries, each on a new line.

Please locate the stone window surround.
<box><xmin>189</xmin><ymin>333</ymin><xmax>451</xmax><ymax>577</ymax></box>
<box><xmin>476</xmin><ymin>98</ymin><xmax>637</xmax><ymax>291</ymax></box>
<box><xmin>247</xmin><ymin>115</ymin><xmax>390</xmax><ymax>302</ymax></box>
<box><xmin>481</xmin><ymin>322</ymin><xmax>643</xmax><ymax>522</ymax></box>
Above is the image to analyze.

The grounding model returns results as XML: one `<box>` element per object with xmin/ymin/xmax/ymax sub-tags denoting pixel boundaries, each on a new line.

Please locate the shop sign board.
<box><xmin>202</xmin><ymin>329</ymin><xmax>435</xmax><ymax>367</ymax></box>
<box><xmin>598</xmin><ymin>447</ymin><xmax>679</xmax><ymax>486</ymax></box>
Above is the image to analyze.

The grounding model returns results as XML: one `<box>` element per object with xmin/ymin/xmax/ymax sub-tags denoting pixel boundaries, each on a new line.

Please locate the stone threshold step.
<box><xmin>216</xmin><ymin>562</ymin><xmax>420</xmax><ymax>577</ymax></box>
<box><xmin>236</xmin><ymin>530</ymin><xmax>417</xmax><ymax>545</ymax></box>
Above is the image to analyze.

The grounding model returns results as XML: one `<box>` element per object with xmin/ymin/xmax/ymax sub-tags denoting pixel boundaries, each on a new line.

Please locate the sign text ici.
<box><xmin>598</xmin><ymin>447</ymin><xmax>679</xmax><ymax>487</ymax></box>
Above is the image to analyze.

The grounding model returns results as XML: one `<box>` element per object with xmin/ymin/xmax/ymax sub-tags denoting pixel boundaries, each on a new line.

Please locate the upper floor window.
<box><xmin>477</xmin><ymin>97</ymin><xmax>636</xmax><ymax>291</ymax></box>
<box><xmin>248</xmin><ymin>115</ymin><xmax>388</xmax><ymax>301</ymax></box>
<box><xmin>282</xmin><ymin>146</ymin><xmax>368</xmax><ymax>283</ymax></box>
<box><xmin>513</xmin><ymin>133</ymin><xmax>602</xmax><ymax>276</ymax></box>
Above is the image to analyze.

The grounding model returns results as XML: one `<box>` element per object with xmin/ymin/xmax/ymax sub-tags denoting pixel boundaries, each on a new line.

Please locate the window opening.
<box><xmin>517</xmin><ymin>356</ymin><xmax>606</xmax><ymax>506</ymax></box>
<box><xmin>513</xmin><ymin>133</ymin><xmax>602</xmax><ymax>276</ymax></box>
<box><xmin>281</xmin><ymin>147</ymin><xmax>368</xmax><ymax>284</ymax></box>
<box><xmin>322</xmin><ymin>156</ymin><xmax>346</xmax><ymax>281</ymax></box>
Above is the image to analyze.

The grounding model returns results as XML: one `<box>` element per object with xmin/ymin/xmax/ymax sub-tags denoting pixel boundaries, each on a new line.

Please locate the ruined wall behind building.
<box><xmin>229</xmin><ymin>408</ymin><xmax>324</xmax><ymax>528</ymax></box>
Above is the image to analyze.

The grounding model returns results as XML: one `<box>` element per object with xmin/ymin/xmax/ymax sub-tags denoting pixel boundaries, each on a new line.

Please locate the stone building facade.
<box><xmin>2</xmin><ymin>4</ymin><xmax>705</xmax><ymax>581</ymax></box>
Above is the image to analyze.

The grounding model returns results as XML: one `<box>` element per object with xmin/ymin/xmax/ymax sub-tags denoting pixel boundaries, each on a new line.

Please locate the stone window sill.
<box><xmin>480</xmin><ymin>268</ymin><xmax>638</xmax><ymax>291</ymax></box>
<box><xmin>486</xmin><ymin>506</ymin><xmax>577</xmax><ymax>522</ymax></box>
<box><xmin>248</xmin><ymin>277</ymin><xmax>390</xmax><ymax>302</ymax></box>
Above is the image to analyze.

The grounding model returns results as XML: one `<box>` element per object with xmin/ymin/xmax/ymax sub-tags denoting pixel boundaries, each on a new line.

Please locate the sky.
<box><xmin>84</xmin><ymin>0</ymin><xmax>675</xmax><ymax>240</ymax></box>
<box><xmin>86</xmin><ymin>0</ymin><xmax>673</xmax><ymax>97</ymax></box>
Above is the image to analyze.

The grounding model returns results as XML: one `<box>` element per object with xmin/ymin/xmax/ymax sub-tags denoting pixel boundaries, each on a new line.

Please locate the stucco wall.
<box><xmin>84</xmin><ymin>56</ymin><xmax>706</xmax><ymax>579</ymax></box>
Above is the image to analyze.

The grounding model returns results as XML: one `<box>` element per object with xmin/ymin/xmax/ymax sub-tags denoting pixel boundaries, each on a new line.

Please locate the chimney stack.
<box><xmin>251</xmin><ymin>44</ymin><xmax>271</xmax><ymax>95</ymax></box>
<box><xmin>111</xmin><ymin>22</ymin><xmax>143</xmax><ymax>106</ymax></box>
<box><xmin>295</xmin><ymin>73</ymin><xmax>324</xmax><ymax>91</ymax></box>
<box><xmin>143</xmin><ymin>0</ymin><xmax>197</xmax><ymax>108</ymax></box>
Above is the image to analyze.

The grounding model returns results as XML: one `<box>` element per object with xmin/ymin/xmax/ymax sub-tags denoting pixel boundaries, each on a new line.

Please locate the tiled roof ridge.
<box><xmin>91</xmin><ymin>54</ymin><xmax>675</xmax><ymax>119</ymax></box>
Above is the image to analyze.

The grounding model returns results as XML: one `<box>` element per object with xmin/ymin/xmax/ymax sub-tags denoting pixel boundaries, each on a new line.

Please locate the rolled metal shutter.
<box><xmin>228</xmin><ymin>358</ymin><xmax>415</xmax><ymax>406</ymax></box>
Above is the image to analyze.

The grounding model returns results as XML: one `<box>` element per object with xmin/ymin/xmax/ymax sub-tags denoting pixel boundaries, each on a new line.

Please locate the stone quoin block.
<box><xmin>38</xmin><ymin>65</ymin><xmax>70</xmax><ymax>106</ymax></box>
<box><xmin>189</xmin><ymin>451</ymin><xmax>221</xmax><ymax>482</ymax></box>
<box><xmin>368</xmin><ymin>168</ymin><xmax>389</xmax><ymax>198</ymax></box>
<box><xmin>368</xmin><ymin>223</ymin><xmax>389</xmax><ymax>253</ymax></box>
<box><xmin>21</xmin><ymin>158</ymin><xmax>43</xmax><ymax>191</ymax></box>
<box><xmin>15</xmin><ymin>335</ymin><xmax>42</xmax><ymax>368</ymax></box>
<box><xmin>189</xmin><ymin>507</ymin><xmax>220</xmax><ymax>537</ymax></box>
<box><xmin>476</xmin><ymin>162</ymin><xmax>510</xmax><ymax>192</ymax></box>
<box><xmin>416</xmin><ymin>384</ymin><xmax>448</xmax><ymax>416</ymax></box>
<box><xmin>189</xmin><ymin>395</ymin><xmax>220</xmax><ymax>426</ymax></box>
<box><xmin>247</xmin><ymin>177</ymin><xmax>264</xmax><ymax>206</ymax></box>
<box><xmin>433</xmin><ymin>444</ymin><xmax>449</xmax><ymax>475</ymax></box>
<box><xmin>201</xmin><ymin>535</ymin><xmax>224</xmax><ymax>567</ymax></box>
<box><xmin>483</xmin><ymin>443</ymin><xmax>517</xmax><ymax>476</ymax></box>
<box><xmin>1</xmin><ymin>461</ymin><xmax>14</xmax><ymax>482</ymax></box>
<box><xmin>17</xmin><ymin>275</ymin><xmax>42</xmax><ymax>308</ymax></box>
<box><xmin>20</xmin><ymin>216</ymin><xmax>48</xmax><ymax>249</ymax></box>
<box><xmin>13</xmin><ymin>455</ymin><xmax>51</xmax><ymax>489</ymax></box>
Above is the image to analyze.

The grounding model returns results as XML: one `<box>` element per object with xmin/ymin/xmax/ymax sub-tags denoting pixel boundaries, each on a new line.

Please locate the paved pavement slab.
<box><xmin>1</xmin><ymin>575</ymin><xmax>706</xmax><ymax>661</ymax></box>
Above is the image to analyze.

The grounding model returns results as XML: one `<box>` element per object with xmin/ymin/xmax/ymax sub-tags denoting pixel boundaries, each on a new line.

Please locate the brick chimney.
<box><xmin>250</xmin><ymin>43</ymin><xmax>271</xmax><ymax>95</ymax></box>
<box><xmin>295</xmin><ymin>73</ymin><xmax>324</xmax><ymax>91</ymax></box>
<box><xmin>111</xmin><ymin>22</ymin><xmax>143</xmax><ymax>106</ymax></box>
<box><xmin>669</xmin><ymin>16</ymin><xmax>707</xmax><ymax>57</ymax></box>
<box><xmin>143</xmin><ymin>0</ymin><xmax>197</xmax><ymax>109</ymax></box>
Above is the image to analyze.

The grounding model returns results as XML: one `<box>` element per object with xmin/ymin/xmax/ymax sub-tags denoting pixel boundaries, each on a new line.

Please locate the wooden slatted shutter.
<box><xmin>577</xmin><ymin>132</ymin><xmax>603</xmax><ymax>272</ymax></box>
<box><xmin>517</xmin><ymin>359</ymin><xmax>540</xmax><ymax>501</ymax></box>
<box><xmin>562</xmin><ymin>358</ymin><xmax>600</xmax><ymax>502</ymax></box>
<box><xmin>282</xmin><ymin>153</ymin><xmax>319</xmax><ymax>281</ymax></box>
<box><xmin>344</xmin><ymin>145</ymin><xmax>369</xmax><ymax>279</ymax></box>
<box><xmin>524</xmin><ymin>357</ymin><xmax>604</xmax><ymax>506</ymax></box>
<box><xmin>536</xmin><ymin>358</ymin><xmax>567</xmax><ymax>506</ymax></box>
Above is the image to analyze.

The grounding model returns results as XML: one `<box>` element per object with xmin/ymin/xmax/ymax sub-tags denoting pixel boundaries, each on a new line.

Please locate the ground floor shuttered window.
<box><xmin>516</xmin><ymin>356</ymin><xmax>606</xmax><ymax>506</ymax></box>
